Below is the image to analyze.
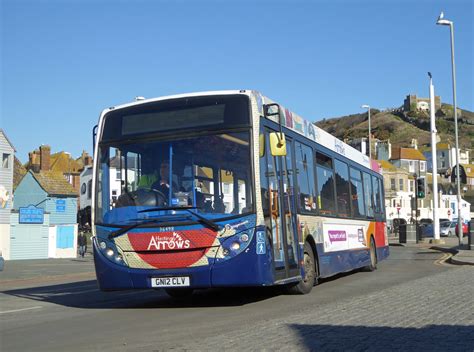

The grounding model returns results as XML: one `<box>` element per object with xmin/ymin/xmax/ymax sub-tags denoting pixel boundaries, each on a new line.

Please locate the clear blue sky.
<box><xmin>1</xmin><ymin>0</ymin><xmax>472</xmax><ymax>163</ymax></box>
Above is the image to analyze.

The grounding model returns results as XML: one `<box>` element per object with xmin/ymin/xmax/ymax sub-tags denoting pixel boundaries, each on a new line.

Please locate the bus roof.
<box><xmin>252</xmin><ymin>91</ymin><xmax>372</xmax><ymax>170</ymax></box>
<box><xmin>104</xmin><ymin>90</ymin><xmax>248</xmax><ymax>113</ymax></box>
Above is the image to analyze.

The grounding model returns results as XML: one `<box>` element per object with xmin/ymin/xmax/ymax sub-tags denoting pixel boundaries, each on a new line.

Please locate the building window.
<box><xmin>116</xmin><ymin>168</ymin><xmax>122</xmax><ymax>180</ymax></box>
<box><xmin>2</xmin><ymin>153</ymin><xmax>10</xmax><ymax>168</ymax></box>
<box><xmin>390</xmin><ymin>178</ymin><xmax>396</xmax><ymax>191</ymax></box>
<box><xmin>223</xmin><ymin>183</ymin><xmax>230</xmax><ymax>194</ymax></box>
<box><xmin>420</xmin><ymin>162</ymin><xmax>426</xmax><ymax>172</ymax></box>
<box><xmin>399</xmin><ymin>179</ymin><xmax>404</xmax><ymax>191</ymax></box>
<box><xmin>87</xmin><ymin>180</ymin><xmax>92</xmax><ymax>199</ymax></box>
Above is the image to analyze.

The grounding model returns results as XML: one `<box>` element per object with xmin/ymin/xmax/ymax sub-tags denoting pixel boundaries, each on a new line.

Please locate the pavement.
<box><xmin>388</xmin><ymin>234</ymin><xmax>474</xmax><ymax>265</ymax></box>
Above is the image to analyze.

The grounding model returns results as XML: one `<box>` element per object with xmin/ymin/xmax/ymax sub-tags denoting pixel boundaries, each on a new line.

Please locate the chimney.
<box><xmin>28</xmin><ymin>150</ymin><xmax>41</xmax><ymax>173</ymax></box>
<box><xmin>39</xmin><ymin>145</ymin><xmax>51</xmax><ymax>171</ymax></box>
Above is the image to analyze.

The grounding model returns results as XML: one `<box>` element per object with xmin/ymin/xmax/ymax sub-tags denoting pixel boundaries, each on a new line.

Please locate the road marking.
<box><xmin>0</xmin><ymin>306</ymin><xmax>43</xmax><ymax>314</ymax></box>
<box><xmin>434</xmin><ymin>252</ymin><xmax>452</xmax><ymax>266</ymax></box>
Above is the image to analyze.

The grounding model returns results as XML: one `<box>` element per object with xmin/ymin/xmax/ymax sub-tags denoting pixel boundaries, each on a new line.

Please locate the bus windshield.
<box><xmin>95</xmin><ymin>131</ymin><xmax>254</xmax><ymax>225</ymax></box>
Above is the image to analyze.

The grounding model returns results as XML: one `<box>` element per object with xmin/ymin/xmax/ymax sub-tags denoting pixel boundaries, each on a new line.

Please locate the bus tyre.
<box><xmin>364</xmin><ymin>237</ymin><xmax>377</xmax><ymax>272</ymax></box>
<box><xmin>165</xmin><ymin>288</ymin><xmax>194</xmax><ymax>298</ymax></box>
<box><xmin>287</xmin><ymin>242</ymin><xmax>317</xmax><ymax>295</ymax></box>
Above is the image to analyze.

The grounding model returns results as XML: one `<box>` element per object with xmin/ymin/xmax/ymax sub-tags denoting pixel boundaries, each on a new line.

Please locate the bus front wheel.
<box><xmin>286</xmin><ymin>242</ymin><xmax>317</xmax><ymax>295</ymax></box>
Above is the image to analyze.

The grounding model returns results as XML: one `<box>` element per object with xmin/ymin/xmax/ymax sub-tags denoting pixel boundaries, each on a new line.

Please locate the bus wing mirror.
<box><xmin>264</xmin><ymin>103</ymin><xmax>280</xmax><ymax>117</ymax></box>
<box><xmin>269</xmin><ymin>132</ymin><xmax>287</xmax><ymax>156</ymax></box>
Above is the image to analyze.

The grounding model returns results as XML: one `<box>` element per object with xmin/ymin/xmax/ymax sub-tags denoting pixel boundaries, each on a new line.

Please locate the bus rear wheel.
<box><xmin>165</xmin><ymin>288</ymin><xmax>194</xmax><ymax>298</ymax></box>
<box><xmin>286</xmin><ymin>242</ymin><xmax>317</xmax><ymax>295</ymax></box>
<box><xmin>364</xmin><ymin>237</ymin><xmax>377</xmax><ymax>272</ymax></box>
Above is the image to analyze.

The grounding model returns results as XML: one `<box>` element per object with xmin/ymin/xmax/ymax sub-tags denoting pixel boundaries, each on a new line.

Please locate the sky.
<box><xmin>1</xmin><ymin>0</ymin><xmax>473</xmax><ymax>163</ymax></box>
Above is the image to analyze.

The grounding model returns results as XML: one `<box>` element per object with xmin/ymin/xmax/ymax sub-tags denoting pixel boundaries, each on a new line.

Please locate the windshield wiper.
<box><xmin>108</xmin><ymin>218</ymin><xmax>168</xmax><ymax>240</ymax></box>
<box><xmin>138</xmin><ymin>206</ymin><xmax>221</xmax><ymax>231</ymax></box>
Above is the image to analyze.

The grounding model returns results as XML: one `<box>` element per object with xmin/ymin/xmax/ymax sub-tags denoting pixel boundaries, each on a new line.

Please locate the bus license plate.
<box><xmin>151</xmin><ymin>276</ymin><xmax>190</xmax><ymax>288</ymax></box>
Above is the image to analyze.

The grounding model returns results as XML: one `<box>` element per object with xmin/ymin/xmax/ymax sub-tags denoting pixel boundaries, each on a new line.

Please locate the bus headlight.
<box><xmin>106</xmin><ymin>248</ymin><xmax>114</xmax><ymax>257</ymax></box>
<box><xmin>215</xmin><ymin>229</ymin><xmax>254</xmax><ymax>261</ymax></box>
<box><xmin>95</xmin><ymin>237</ymin><xmax>128</xmax><ymax>267</ymax></box>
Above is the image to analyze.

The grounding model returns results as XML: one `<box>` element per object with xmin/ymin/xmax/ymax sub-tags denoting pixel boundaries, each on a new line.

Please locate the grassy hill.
<box><xmin>315</xmin><ymin>105</ymin><xmax>474</xmax><ymax>150</ymax></box>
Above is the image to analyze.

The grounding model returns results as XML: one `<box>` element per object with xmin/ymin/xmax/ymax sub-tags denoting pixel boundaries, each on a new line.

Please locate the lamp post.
<box><xmin>437</xmin><ymin>11</ymin><xmax>463</xmax><ymax>244</ymax></box>
<box><xmin>428</xmin><ymin>72</ymin><xmax>440</xmax><ymax>242</ymax></box>
<box><xmin>361</xmin><ymin>104</ymin><xmax>371</xmax><ymax>160</ymax></box>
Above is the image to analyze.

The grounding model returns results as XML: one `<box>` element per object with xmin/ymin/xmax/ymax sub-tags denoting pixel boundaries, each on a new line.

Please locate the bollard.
<box><xmin>399</xmin><ymin>224</ymin><xmax>407</xmax><ymax>244</ymax></box>
<box><xmin>406</xmin><ymin>224</ymin><xmax>417</xmax><ymax>244</ymax></box>
<box><xmin>469</xmin><ymin>220</ymin><xmax>474</xmax><ymax>251</ymax></box>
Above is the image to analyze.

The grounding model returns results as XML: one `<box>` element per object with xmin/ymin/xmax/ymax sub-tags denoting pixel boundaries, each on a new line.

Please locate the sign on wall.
<box><xmin>56</xmin><ymin>199</ymin><xmax>66</xmax><ymax>212</ymax></box>
<box><xmin>19</xmin><ymin>205</ymin><xmax>44</xmax><ymax>224</ymax></box>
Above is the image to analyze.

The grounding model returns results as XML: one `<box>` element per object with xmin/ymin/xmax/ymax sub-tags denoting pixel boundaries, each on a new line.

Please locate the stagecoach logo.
<box><xmin>147</xmin><ymin>232</ymin><xmax>191</xmax><ymax>250</ymax></box>
<box><xmin>328</xmin><ymin>230</ymin><xmax>347</xmax><ymax>243</ymax></box>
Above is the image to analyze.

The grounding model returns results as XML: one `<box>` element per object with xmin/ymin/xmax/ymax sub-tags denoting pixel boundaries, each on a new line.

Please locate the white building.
<box><xmin>0</xmin><ymin>130</ymin><xmax>15</xmax><ymax>259</ymax></box>
<box><xmin>441</xmin><ymin>194</ymin><xmax>471</xmax><ymax>224</ymax></box>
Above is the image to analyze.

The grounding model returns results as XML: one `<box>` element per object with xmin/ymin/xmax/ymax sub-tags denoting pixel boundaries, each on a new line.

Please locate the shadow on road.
<box><xmin>289</xmin><ymin>324</ymin><xmax>474</xmax><ymax>351</ymax></box>
<box><xmin>2</xmin><ymin>280</ymin><xmax>284</xmax><ymax>309</ymax></box>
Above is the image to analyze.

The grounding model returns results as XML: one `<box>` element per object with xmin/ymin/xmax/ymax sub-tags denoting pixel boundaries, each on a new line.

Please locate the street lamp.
<box><xmin>361</xmin><ymin>104</ymin><xmax>371</xmax><ymax>160</ymax></box>
<box><xmin>437</xmin><ymin>11</ymin><xmax>463</xmax><ymax>244</ymax></box>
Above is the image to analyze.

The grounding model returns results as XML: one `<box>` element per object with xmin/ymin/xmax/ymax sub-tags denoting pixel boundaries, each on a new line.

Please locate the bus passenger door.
<box><xmin>262</xmin><ymin>129</ymin><xmax>300</xmax><ymax>281</ymax></box>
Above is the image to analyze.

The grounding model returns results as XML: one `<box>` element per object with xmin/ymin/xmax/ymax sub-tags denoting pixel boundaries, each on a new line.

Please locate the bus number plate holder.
<box><xmin>151</xmin><ymin>276</ymin><xmax>190</xmax><ymax>288</ymax></box>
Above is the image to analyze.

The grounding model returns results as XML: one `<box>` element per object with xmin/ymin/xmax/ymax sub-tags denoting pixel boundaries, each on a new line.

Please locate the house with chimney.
<box><xmin>6</xmin><ymin>144</ymin><xmax>92</xmax><ymax>260</ymax></box>
<box><xmin>12</xmin><ymin>170</ymin><xmax>79</xmax><ymax>259</ymax></box>
<box><xmin>27</xmin><ymin>146</ymin><xmax>93</xmax><ymax>192</ymax></box>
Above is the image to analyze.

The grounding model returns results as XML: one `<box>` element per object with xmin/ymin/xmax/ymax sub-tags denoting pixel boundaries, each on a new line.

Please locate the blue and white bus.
<box><xmin>92</xmin><ymin>90</ymin><xmax>389</xmax><ymax>296</ymax></box>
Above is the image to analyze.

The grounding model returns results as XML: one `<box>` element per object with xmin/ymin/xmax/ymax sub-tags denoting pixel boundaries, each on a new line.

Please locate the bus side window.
<box><xmin>363</xmin><ymin>172</ymin><xmax>374</xmax><ymax>219</ymax></box>
<box><xmin>372</xmin><ymin>175</ymin><xmax>385</xmax><ymax>220</ymax></box>
<box><xmin>378</xmin><ymin>178</ymin><xmax>386</xmax><ymax>221</ymax></box>
<box><xmin>349</xmin><ymin>167</ymin><xmax>366</xmax><ymax>218</ymax></box>
<box><xmin>372</xmin><ymin>175</ymin><xmax>381</xmax><ymax>215</ymax></box>
<box><xmin>334</xmin><ymin>159</ymin><xmax>351</xmax><ymax>218</ymax></box>
<box><xmin>260</xmin><ymin>131</ymin><xmax>270</xmax><ymax>217</ymax></box>
<box><xmin>295</xmin><ymin>142</ymin><xmax>317</xmax><ymax>213</ymax></box>
<box><xmin>315</xmin><ymin>152</ymin><xmax>336</xmax><ymax>215</ymax></box>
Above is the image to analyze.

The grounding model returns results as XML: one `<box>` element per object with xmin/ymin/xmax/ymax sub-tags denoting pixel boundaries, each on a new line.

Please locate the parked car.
<box><xmin>440</xmin><ymin>221</ymin><xmax>453</xmax><ymax>237</ymax></box>
<box><xmin>455</xmin><ymin>222</ymin><xmax>469</xmax><ymax>236</ymax></box>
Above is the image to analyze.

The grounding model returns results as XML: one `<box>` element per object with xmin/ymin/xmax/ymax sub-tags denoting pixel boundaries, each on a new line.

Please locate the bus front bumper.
<box><xmin>93</xmin><ymin>236</ymin><xmax>274</xmax><ymax>291</ymax></box>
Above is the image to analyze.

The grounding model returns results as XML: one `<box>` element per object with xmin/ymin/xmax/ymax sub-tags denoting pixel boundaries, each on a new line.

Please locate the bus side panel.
<box><xmin>316</xmin><ymin>244</ymin><xmax>370</xmax><ymax>278</ymax></box>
